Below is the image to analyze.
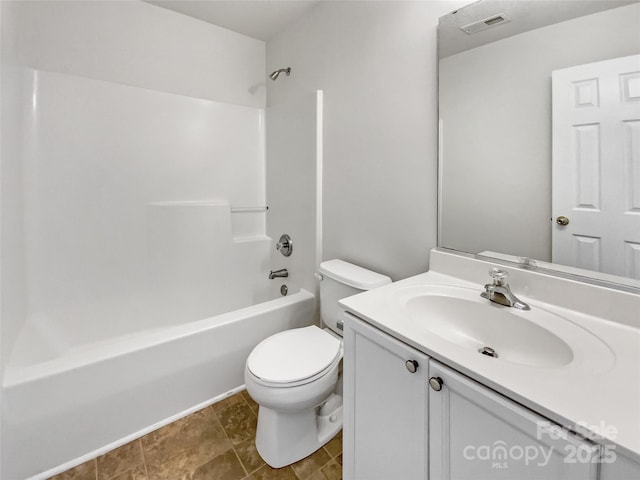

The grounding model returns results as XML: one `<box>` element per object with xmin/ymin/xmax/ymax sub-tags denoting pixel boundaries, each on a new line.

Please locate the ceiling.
<box><xmin>145</xmin><ymin>0</ymin><xmax>319</xmax><ymax>41</ymax></box>
<box><xmin>439</xmin><ymin>0</ymin><xmax>639</xmax><ymax>57</ymax></box>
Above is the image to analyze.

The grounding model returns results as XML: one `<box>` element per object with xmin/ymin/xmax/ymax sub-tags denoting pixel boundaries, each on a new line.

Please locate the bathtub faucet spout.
<box><xmin>269</xmin><ymin>268</ymin><xmax>288</xmax><ymax>279</ymax></box>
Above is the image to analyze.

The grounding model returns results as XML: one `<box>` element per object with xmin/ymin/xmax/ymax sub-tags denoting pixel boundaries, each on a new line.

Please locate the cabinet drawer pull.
<box><xmin>405</xmin><ymin>360</ymin><xmax>419</xmax><ymax>373</ymax></box>
<box><xmin>429</xmin><ymin>376</ymin><xmax>444</xmax><ymax>391</ymax></box>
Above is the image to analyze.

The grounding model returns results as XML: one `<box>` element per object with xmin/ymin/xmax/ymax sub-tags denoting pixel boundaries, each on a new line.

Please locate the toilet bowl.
<box><xmin>245</xmin><ymin>326</ymin><xmax>343</xmax><ymax>467</ymax></box>
<box><xmin>244</xmin><ymin>260</ymin><xmax>391</xmax><ymax>468</ymax></box>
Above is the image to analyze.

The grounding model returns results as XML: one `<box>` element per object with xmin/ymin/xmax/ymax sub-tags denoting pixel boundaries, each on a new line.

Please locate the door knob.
<box><xmin>405</xmin><ymin>360</ymin><xmax>419</xmax><ymax>373</ymax></box>
<box><xmin>556</xmin><ymin>216</ymin><xmax>569</xmax><ymax>226</ymax></box>
<box><xmin>429</xmin><ymin>376</ymin><xmax>444</xmax><ymax>391</ymax></box>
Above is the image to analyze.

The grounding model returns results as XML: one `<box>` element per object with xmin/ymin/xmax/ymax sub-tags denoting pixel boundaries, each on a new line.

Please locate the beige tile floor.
<box><xmin>49</xmin><ymin>390</ymin><xmax>342</xmax><ymax>480</ymax></box>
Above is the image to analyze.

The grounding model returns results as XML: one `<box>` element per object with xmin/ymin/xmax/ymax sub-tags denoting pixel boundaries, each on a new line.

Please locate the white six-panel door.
<box><xmin>552</xmin><ymin>55</ymin><xmax>640</xmax><ymax>279</ymax></box>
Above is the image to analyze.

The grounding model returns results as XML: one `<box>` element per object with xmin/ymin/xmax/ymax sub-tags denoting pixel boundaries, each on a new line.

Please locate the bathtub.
<box><xmin>1</xmin><ymin>287</ymin><xmax>315</xmax><ymax>480</ymax></box>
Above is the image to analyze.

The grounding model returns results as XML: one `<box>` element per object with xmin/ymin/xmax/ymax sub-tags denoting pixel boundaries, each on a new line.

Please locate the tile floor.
<box><xmin>49</xmin><ymin>390</ymin><xmax>342</xmax><ymax>480</ymax></box>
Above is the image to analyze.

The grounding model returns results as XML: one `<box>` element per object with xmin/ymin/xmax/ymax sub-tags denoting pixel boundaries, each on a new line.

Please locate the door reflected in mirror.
<box><xmin>438</xmin><ymin>0</ymin><xmax>640</xmax><ymax>288</ymax></box>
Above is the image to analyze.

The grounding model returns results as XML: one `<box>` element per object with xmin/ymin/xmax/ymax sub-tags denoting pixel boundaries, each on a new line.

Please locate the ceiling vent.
<box><xmin>460</xmin><ymin>13</ymin><xmax>512</xmax><ymax>35</ymax></box>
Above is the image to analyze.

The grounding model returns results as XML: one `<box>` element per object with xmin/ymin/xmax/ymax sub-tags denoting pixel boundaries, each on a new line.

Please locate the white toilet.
<box><xmin>244</xmin><ymin>259</ymin><xmax>391</xmax><ymax>468</ymax></box>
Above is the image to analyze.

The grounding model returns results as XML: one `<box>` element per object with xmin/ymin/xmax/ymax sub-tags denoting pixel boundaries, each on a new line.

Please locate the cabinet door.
<box><xmin>343</xmin><ymin>313</ymin><xmax>429</xmax><ymax>480</ymax></box>
<box><xmin>429</xmin><ymin>360</ymin><xmax>600</xmax><ymax>480</ymax></box>
<box><xmin>600</xmin><ymin>452</ymin><xmax>640</xmax><ymax>480</ymax></box>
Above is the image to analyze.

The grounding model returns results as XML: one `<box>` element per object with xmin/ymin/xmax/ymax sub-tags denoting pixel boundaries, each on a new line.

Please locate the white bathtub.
<box><xmin>1</xmin><ymin>287</ymin><xmax>315</xmax><ymax>480</ymax></box>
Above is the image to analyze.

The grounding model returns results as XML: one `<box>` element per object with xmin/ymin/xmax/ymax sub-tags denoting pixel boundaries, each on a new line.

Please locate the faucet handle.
<box><xmin>276</xmin><ymin>234</ymin><xmax>293</xmax><ymax>257</ymax></box>
<box><xmin>489</xmin><ymin>268</ymin><xmax>508</xmax><ymax>286</ymax></box>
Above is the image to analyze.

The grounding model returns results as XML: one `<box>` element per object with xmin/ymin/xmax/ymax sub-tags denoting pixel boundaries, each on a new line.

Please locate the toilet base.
<box><xmin>255</xmin><ymin>393</ymin><xmax>343</xmax><ymax>468</ymax></box>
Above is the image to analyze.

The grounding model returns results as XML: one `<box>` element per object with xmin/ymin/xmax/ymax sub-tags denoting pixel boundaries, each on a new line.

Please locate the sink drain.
<box><xmin>478</xmin><ymin>346</ymin><xmax>498</xmax><ymax>358</ymax></box>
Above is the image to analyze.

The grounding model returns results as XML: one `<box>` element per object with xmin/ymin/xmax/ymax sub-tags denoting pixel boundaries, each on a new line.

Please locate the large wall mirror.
<box><xmin>438</xmin><ymin>0</ymin><xmax>640</xmax><ymax>289</ymax></box>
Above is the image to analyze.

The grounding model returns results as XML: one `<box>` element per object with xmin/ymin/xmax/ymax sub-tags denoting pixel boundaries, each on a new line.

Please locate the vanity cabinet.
<box><xmin>344</xmin><ymin>313</ymin><xmax>604</xmax><ymax>480</ymax></box>
<box><xmin>429</xmin><ymin>360</ymin><xmax>600</xmax><ymax>480</ymax></box>
<box><xmin>343</xmin><ymin>312</ymin><xmax>429</xmax><ymax>480</ymax></box>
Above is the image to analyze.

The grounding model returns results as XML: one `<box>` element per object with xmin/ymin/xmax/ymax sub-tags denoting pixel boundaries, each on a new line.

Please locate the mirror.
<box><xmin>438</xmin><ymin>0</ymin><xmax>640</xmax><ymax>289</ymax></box>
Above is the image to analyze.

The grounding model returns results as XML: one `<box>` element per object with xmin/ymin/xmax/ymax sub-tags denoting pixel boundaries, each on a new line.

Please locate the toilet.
<box><xmin>244</xmin><ymin>259</ymin><xmax>391</xmax><ymax>468</ymax></box>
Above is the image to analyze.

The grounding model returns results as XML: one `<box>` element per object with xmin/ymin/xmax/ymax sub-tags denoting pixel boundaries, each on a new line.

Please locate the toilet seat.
<box><xmin>247</xmin><ymin>326</ymin><xmax>342</xmax><ymax>388</ymax></box>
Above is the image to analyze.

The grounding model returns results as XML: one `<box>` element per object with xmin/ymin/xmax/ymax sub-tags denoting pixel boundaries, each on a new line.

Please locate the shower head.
<box><xmin>269</xmin><ymin>67</ymin><xmax>291</xmax><ymax>81</ymax></box>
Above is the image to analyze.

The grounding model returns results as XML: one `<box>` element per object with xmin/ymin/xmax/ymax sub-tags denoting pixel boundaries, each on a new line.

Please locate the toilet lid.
<box><xmin>247</xmin><ymin>326</ymin><xmax>341</xmax><ymax>384</ymax></box>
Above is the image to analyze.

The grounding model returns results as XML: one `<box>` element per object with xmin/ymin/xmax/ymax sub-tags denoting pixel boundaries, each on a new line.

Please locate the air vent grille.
<box><xmin>460</xmin><ymin>13</ymin><xmax>512</xmax><ymax>35</ymax></box>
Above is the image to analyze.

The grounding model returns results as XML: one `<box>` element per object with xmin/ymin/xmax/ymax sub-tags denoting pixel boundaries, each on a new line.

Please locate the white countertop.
<box><xmin>339</xmin><ymin>250</ymin><xmax>640</xmax><ymax>462</ymax></box>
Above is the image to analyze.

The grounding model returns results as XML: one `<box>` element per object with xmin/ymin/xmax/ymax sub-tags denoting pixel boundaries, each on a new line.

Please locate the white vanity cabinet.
<box><xmin>429</xmin><ymin>360</ymin><xmax>600</xmax><ymax>480</ymax></box>
<box><xmin>343</xmin><ymin>312</ymin><xmax>430</xmax><ymax>480</ymax></box>
<box><xmin>344</xmin><ymin>313</ymin><xmax>604</xmax><ymax>480</ymax></box>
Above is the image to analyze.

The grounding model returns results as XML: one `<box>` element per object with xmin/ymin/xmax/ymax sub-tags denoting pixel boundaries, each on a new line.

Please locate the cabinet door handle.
<box><xmin>429</xmin><ymin>376</ymin><xmax>444</xmax><ymax>391</ymax></box>
<box><xmin>405</xmin><ymin>360</ymin><xmax>419</xmax><ymax>373</ymax></box>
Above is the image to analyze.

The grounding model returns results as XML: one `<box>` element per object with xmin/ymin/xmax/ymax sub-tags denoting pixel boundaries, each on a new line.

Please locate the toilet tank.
<box><xmin>319</xmin><ymin>259</ymin><xmax>391</xmax><ymax>335</ymax></box>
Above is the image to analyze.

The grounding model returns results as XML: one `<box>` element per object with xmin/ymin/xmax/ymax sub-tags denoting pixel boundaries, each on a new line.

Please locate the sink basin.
<box><xmin>396</xmin><ymin>284</ymin><xmax>613</xmax><ymax>369</ymax></box>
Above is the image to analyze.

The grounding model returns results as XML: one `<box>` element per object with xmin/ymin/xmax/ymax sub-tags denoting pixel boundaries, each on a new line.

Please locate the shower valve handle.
<box><xmin>276</xmin><ymin>234</ymin><xmax>293</xmax><ymax>257</ymax></box>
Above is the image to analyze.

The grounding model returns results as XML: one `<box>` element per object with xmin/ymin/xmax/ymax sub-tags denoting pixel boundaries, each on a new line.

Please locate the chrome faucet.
<box><xmin>481</xmin><ymin>268</ymin><xmax>530</xmax><ymax>310</ymax></box>
<box><xmin>269</xmin><ymin>268</ymin><xmax>288</xmax><ymax>279</ymax></box>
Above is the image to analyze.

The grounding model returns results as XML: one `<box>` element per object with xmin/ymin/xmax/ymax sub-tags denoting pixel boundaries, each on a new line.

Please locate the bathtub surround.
<box><xmin>0</xmin><ymin>63</ymin><xmax>322</xmax><ymax>475</ymax></box>
<box><xmin>0</xmin><ymin>0</ymin><xmax>266</xmax><ymax>371</ymax></box>
<box><xmin>49</xmin><ymin>390</ymin><xmax>343</xmax><ymax>480</ymax></box>
<box><xmin>10</xmin><ymin>69</ymin><xmax>266</xmax><ymax>366</ymax></box>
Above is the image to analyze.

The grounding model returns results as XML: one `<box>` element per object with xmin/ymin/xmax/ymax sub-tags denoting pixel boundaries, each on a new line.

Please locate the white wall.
<box><xmin>266</xmin><ymin>1</ymin><xmax>465</xmax><ymax>280</ymax></box>
<box><xmin>439</xmin><ymin>3</ymin><xmax>640</xmax><ymax>261</ymax></box>
<box><xmin>1</xmin><ymin>1</ymin><xmax>28</xmax><ymax>372</ymax></box>
<box><xmin>11</xmin><ymin>0</ymin><xmax>266</xmax><ymax>107</ymax></box>
<box><xmin>266</xmin><ymin>92</ymin><xmax>322</xmax><ymax>296</ymax></box>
